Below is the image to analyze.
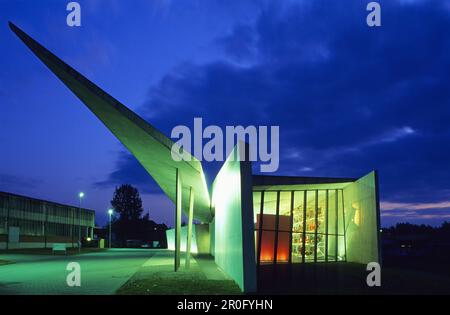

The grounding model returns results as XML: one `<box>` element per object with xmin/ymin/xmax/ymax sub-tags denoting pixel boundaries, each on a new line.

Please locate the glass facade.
<box><xmin>254</xmin><ymin>189</ymin><xmax>346</xmax><ymax>264</ymax></box>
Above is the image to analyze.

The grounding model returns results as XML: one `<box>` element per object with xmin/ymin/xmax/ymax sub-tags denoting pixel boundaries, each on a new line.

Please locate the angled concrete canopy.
<box><xmin>9</xmin><ymin>22</ymin><xmax>211</xmax><ymax>223</ymax></box>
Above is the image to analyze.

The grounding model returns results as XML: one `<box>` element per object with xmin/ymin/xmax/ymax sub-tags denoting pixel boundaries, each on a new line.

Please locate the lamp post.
<box><xmin>108</xmin><ymin>208</ymin><xmax>113</xmax><ymax>249</ymax></box>
<box><xmin>78</xmin><ymin>192</ymin><xmax>84</xmax><ymax>253</ymax></box>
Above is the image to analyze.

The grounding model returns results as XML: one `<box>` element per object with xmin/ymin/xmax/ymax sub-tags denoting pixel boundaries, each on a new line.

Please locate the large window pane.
<box><xmin>304</xmin><ymin>190</ymin><xmax>316</xmax><ymax>262</ymax></box>
<box><xmin>291</xmin><ymin>191</ymin><xmax>305</xmax><ymax>262</ymax></box>
<box><xmin>305</xmin><ymin>191</ymin><xmax>316</xmax><ymax>233</ymax></box>
<box><xmin>326</xmin><ymin>190</ymin><xmax>336</xmax><ymax>261</ymax></box>
<box><xmin>276</xmin><ymin>231</ymin><xmax>290</xmax><ymax>262</ymax></box>
<box><xmin>260</xmin><ymin>230</ymin><xmax>275</xmax><ymax>262</ymax></box>
<box><xmin>253</xmin><ymin>191</ymin><xmax>261</xmax><ymax>225</ymax></box>
<box><xmin>292</xmin><ymin>191</ymin><xmax>305</xmax><ymax>233</ymax></box>
<box><xmin>304</xmin><ymin>233</ymin><xmax>315</xmax><ymax>262</ymax></box>
<box><xmin>317</xmin><ymin>190</ymin><xmax>327</xmax><ymax>234</ymax></box>
<box><xmin>279</xmin><ymin>192</ymin><xmax>291</xmax><ymax>214</ymax></box>
<box><xmin>338</xmin><ymin>190</ymin><xmax>345</xmax><ymax>236</ymax></box>
<box><xmin>328</xmin><ymin>190</ymin><xmax>337</xmax><ymax>235</ymax></box>
<box><xmin>315</xmin><ymin>191</ymin><xmax>327</xmax><ymax>261</ymax></box>
<box><xmin>262</xmin><ymin>192</ymin><xmax>277</xmax><ymax>230</ymax></box>
<box><xmin>337</xmin><ymin>235</ymin><xmax>346</xmax><ymax>261</ymax></box>
<box><xmin>291</xmin><ymin>232</ymin><xmax>303</xmax><ymax>263</ymax></box>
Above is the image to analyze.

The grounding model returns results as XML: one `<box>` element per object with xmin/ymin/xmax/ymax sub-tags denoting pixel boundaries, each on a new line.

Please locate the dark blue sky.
<box><xmin>1</xmin><ymin>0</ymin><xmax>450</xmax><ymax>228</ymax></box>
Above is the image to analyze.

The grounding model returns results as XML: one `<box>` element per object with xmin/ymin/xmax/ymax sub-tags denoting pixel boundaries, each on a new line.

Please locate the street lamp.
<box><xmin>108</xmin><ymin>208</ymin><xmax>114</xmax><ymax>249</ymax></box>
<box><xmin>78</xmin><ymin>192</ymin><xmax>84</xmax><ymax>253</ymax></box>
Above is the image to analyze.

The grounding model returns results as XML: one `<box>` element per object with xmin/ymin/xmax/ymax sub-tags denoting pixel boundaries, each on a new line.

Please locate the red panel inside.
<box><xmin>256</xmin><ymin>214</ymin><xmax>291</xmax><ymax>263</ymax></box>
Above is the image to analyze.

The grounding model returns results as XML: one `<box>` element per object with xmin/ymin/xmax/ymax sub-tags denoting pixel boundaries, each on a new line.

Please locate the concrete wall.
<box><xmin>343</xmin><ymin>171</ymin><xmax>380</xmax><ymax>264</ymax></box>
<box><xmin>209</xmin><ymin>217</ymin><xmax>215</xmax><ymax>256</ymax></box>
<box><xmin>166</xmin><ymin>224</ymin><xmax>210</xmax><ymax>254</ymax></box>
<box><xmin>211</xmin><ymin>143</ymin><xmax>256</xmax><ymax>293</ymax></box>
<box><xmin>195</xmin><ymin>224</ymin><xmax>210</xmax><ymax>254</ymax></box>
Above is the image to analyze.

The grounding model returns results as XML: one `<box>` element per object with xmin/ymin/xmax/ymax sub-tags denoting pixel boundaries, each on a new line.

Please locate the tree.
<box><xmin>111</xmin><ymin>184</ymin><xmax>144</xmax><ymax>221</ymax></box>
<box><xmin>110</xmin><ymin>184</ymin><xmax>144</xmax><ymax>244</ymax></box>
<box><xmin>109</xmin><ymin>184</ymin><xmax>168</xmax><ymax>248</ymax></box>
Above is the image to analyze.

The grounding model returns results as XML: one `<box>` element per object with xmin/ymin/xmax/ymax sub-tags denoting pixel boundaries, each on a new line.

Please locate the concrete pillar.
<box><xmin>185</xmin><ymin>187</ymin><xmax>194</xmax><ymax>269</ymax></box>
<box><xmin>175</xmin><ymin>168</ymin><xmax>182</xmax><ymax>271</ymax></box>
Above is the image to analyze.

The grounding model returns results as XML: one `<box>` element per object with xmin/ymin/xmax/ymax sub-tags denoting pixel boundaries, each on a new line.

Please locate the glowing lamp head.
<box><xmin>79</xmin><ymin>192</ymin><xmax>85</xmax><ymax>199</ymax></box>
<box><xmin>86</xmin><ymin>237</ymin><xmax>92</xmax><ymax>242</ymax></box>
<box><xmin>108</xmin><ymin>209</ymin><xmax>114</xmax><ymax>216</ymax></box>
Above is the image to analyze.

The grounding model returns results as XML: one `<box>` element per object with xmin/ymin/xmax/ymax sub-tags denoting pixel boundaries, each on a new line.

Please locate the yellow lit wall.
<box><xmin>166</xmin><ymin>224</ymin><xmax>211</xmax><ymax>254</ymax></box>
<box><xmin>343</xmin><ymin>171</ymin><xmax>380</xmax><ymax>264</ymax></box>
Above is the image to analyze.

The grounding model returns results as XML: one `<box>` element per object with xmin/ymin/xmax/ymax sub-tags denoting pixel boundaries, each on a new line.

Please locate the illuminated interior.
<box><xmin>253</xmin><ymin>189</ymin><xmax>347</xmax><ymax>264</ymax></box>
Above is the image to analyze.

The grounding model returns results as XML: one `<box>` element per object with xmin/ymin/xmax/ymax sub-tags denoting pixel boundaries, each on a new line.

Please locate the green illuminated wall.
<box><xmin>343</xmin><ymin>171</ymin><xmax>380</xmax><ymax>264</ymax></box>
<box><xmin>166</xmin><ymin>224</ymin><xmax>210</xmax><ymax>254</ymax></box>
<box><xmin>195</xmin><ymin>224</ymin><xmax>211</xmax><ymax>254</ymax></box>
<box><xmin>167</xmin><ymin>226</ymin><xmax>197</xmax><ymax>254</ymax></box>
<box><xmin>209</xmin><ymin>217</ymin><xmax>215</xmax><ymax>256</ymax></box>
<box><xmin>211</xmin><ymin>144</ymin><xmax>256</xmax><ymax>292</ymax></box>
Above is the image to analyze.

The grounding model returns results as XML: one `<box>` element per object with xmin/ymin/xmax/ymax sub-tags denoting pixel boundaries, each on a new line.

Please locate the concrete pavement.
<box><xmin>116</xmin><ymin>250</ymin><xmax>241</xmax><ymax>295</ymax></box>
<box><xmin>0</xmin><ymin>248</ymin><xmax>156</xmax><ymax>295</ymax></box>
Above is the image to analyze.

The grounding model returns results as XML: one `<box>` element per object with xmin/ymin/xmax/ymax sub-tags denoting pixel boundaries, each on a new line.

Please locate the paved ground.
<box><xmin>0</xmin><ymin>248</ymin><xmax>156</xmax><ymax>295</ymax></box>
<box><xmin>117</xmin><ymin>251</ymin><xmax>241</xmax><ymax>295</ymax></box>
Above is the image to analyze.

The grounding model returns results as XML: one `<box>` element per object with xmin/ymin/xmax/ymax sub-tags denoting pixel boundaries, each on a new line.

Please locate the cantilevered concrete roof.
<box><xmin>9</xmin><ymin>22</ymin><xmax>212</xmax><ymax>223</ymax></box>
<box><xmin>252</xmin><ymin>174</ymin><xmax>356</xmax><ymax>191</ymax></box>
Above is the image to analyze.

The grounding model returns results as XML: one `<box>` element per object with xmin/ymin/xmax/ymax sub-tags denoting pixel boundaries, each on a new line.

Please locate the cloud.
<box><xmin>374</xmin><ymin>126</ymin><xmax>416</xmax><ymax>144</ymax></box>
<box><xmin>94</xmin><ymin>151</ymin><xmax>161</xmax><ymax>194</ymax></box>
<box><xmin>103</xmin><ymin>0</ymin><xmax>450</xmax><ymax>226</ymax></box>
<box><xmin>215</xmin><ymin>23</ymin><xmax>257</xmax><ymax>63</ymax></box>
<box><xmin>381</xmin><ymin>201</ymin><xmax>450</xmax><ymax>211</ymax></box>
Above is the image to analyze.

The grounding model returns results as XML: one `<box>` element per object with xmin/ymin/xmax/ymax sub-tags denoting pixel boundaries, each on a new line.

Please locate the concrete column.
<box><xmin>185</xmin><ymin>187</ymin><xmax>194</xmax><ymax>269</ymax></box>
<box><xmin>175</xmin><ymin>168</ymin><xmax>182</xmax><ymax>271</ymax></box>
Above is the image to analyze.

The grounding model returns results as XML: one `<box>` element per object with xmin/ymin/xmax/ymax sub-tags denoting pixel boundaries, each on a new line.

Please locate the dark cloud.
<box><xmin>95</xmin><ymin>151</ymin><xmax>161</xmax><ymax>194</ymax></box>
<box><xmin>102</xmin><ymin>0</ymin><xmax>450</xmax><ymax>225</ymax></box>
<box><xmin>215</xmin><ymin>23</ymin><xmax>257</xmax><ymax>62</ymax></box>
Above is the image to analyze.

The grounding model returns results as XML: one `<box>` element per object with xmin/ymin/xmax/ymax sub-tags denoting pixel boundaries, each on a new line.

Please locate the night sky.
<box><xmin>1</xmin><ymin>0</ymin><xmax>450</xmax><ymax>228</ymax></box>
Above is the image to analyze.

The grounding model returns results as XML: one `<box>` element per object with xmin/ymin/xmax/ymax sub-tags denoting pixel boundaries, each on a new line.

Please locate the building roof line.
<box><xmin>0</xmin><ymin>191</ymin><xmax>95</xmax><ymax>213</ymax></box>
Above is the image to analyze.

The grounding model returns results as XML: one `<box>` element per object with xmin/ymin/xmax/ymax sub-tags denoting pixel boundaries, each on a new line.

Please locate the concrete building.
<box><xmin>0</xmin><ymin>191</ymin><xmax>95</xmax><ymax>249</ymax></box>
<box><xmin>9</xmin><ymin>22</ymin><xmax>380</xmax><ymax>293</ymax></box>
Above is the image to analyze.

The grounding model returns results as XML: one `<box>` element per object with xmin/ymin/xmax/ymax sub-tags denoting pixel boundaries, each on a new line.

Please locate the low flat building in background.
<box><xmin>0</xmin><ymin>191</ymin><xmax>95</xmax><ymax>250</ymax></box>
